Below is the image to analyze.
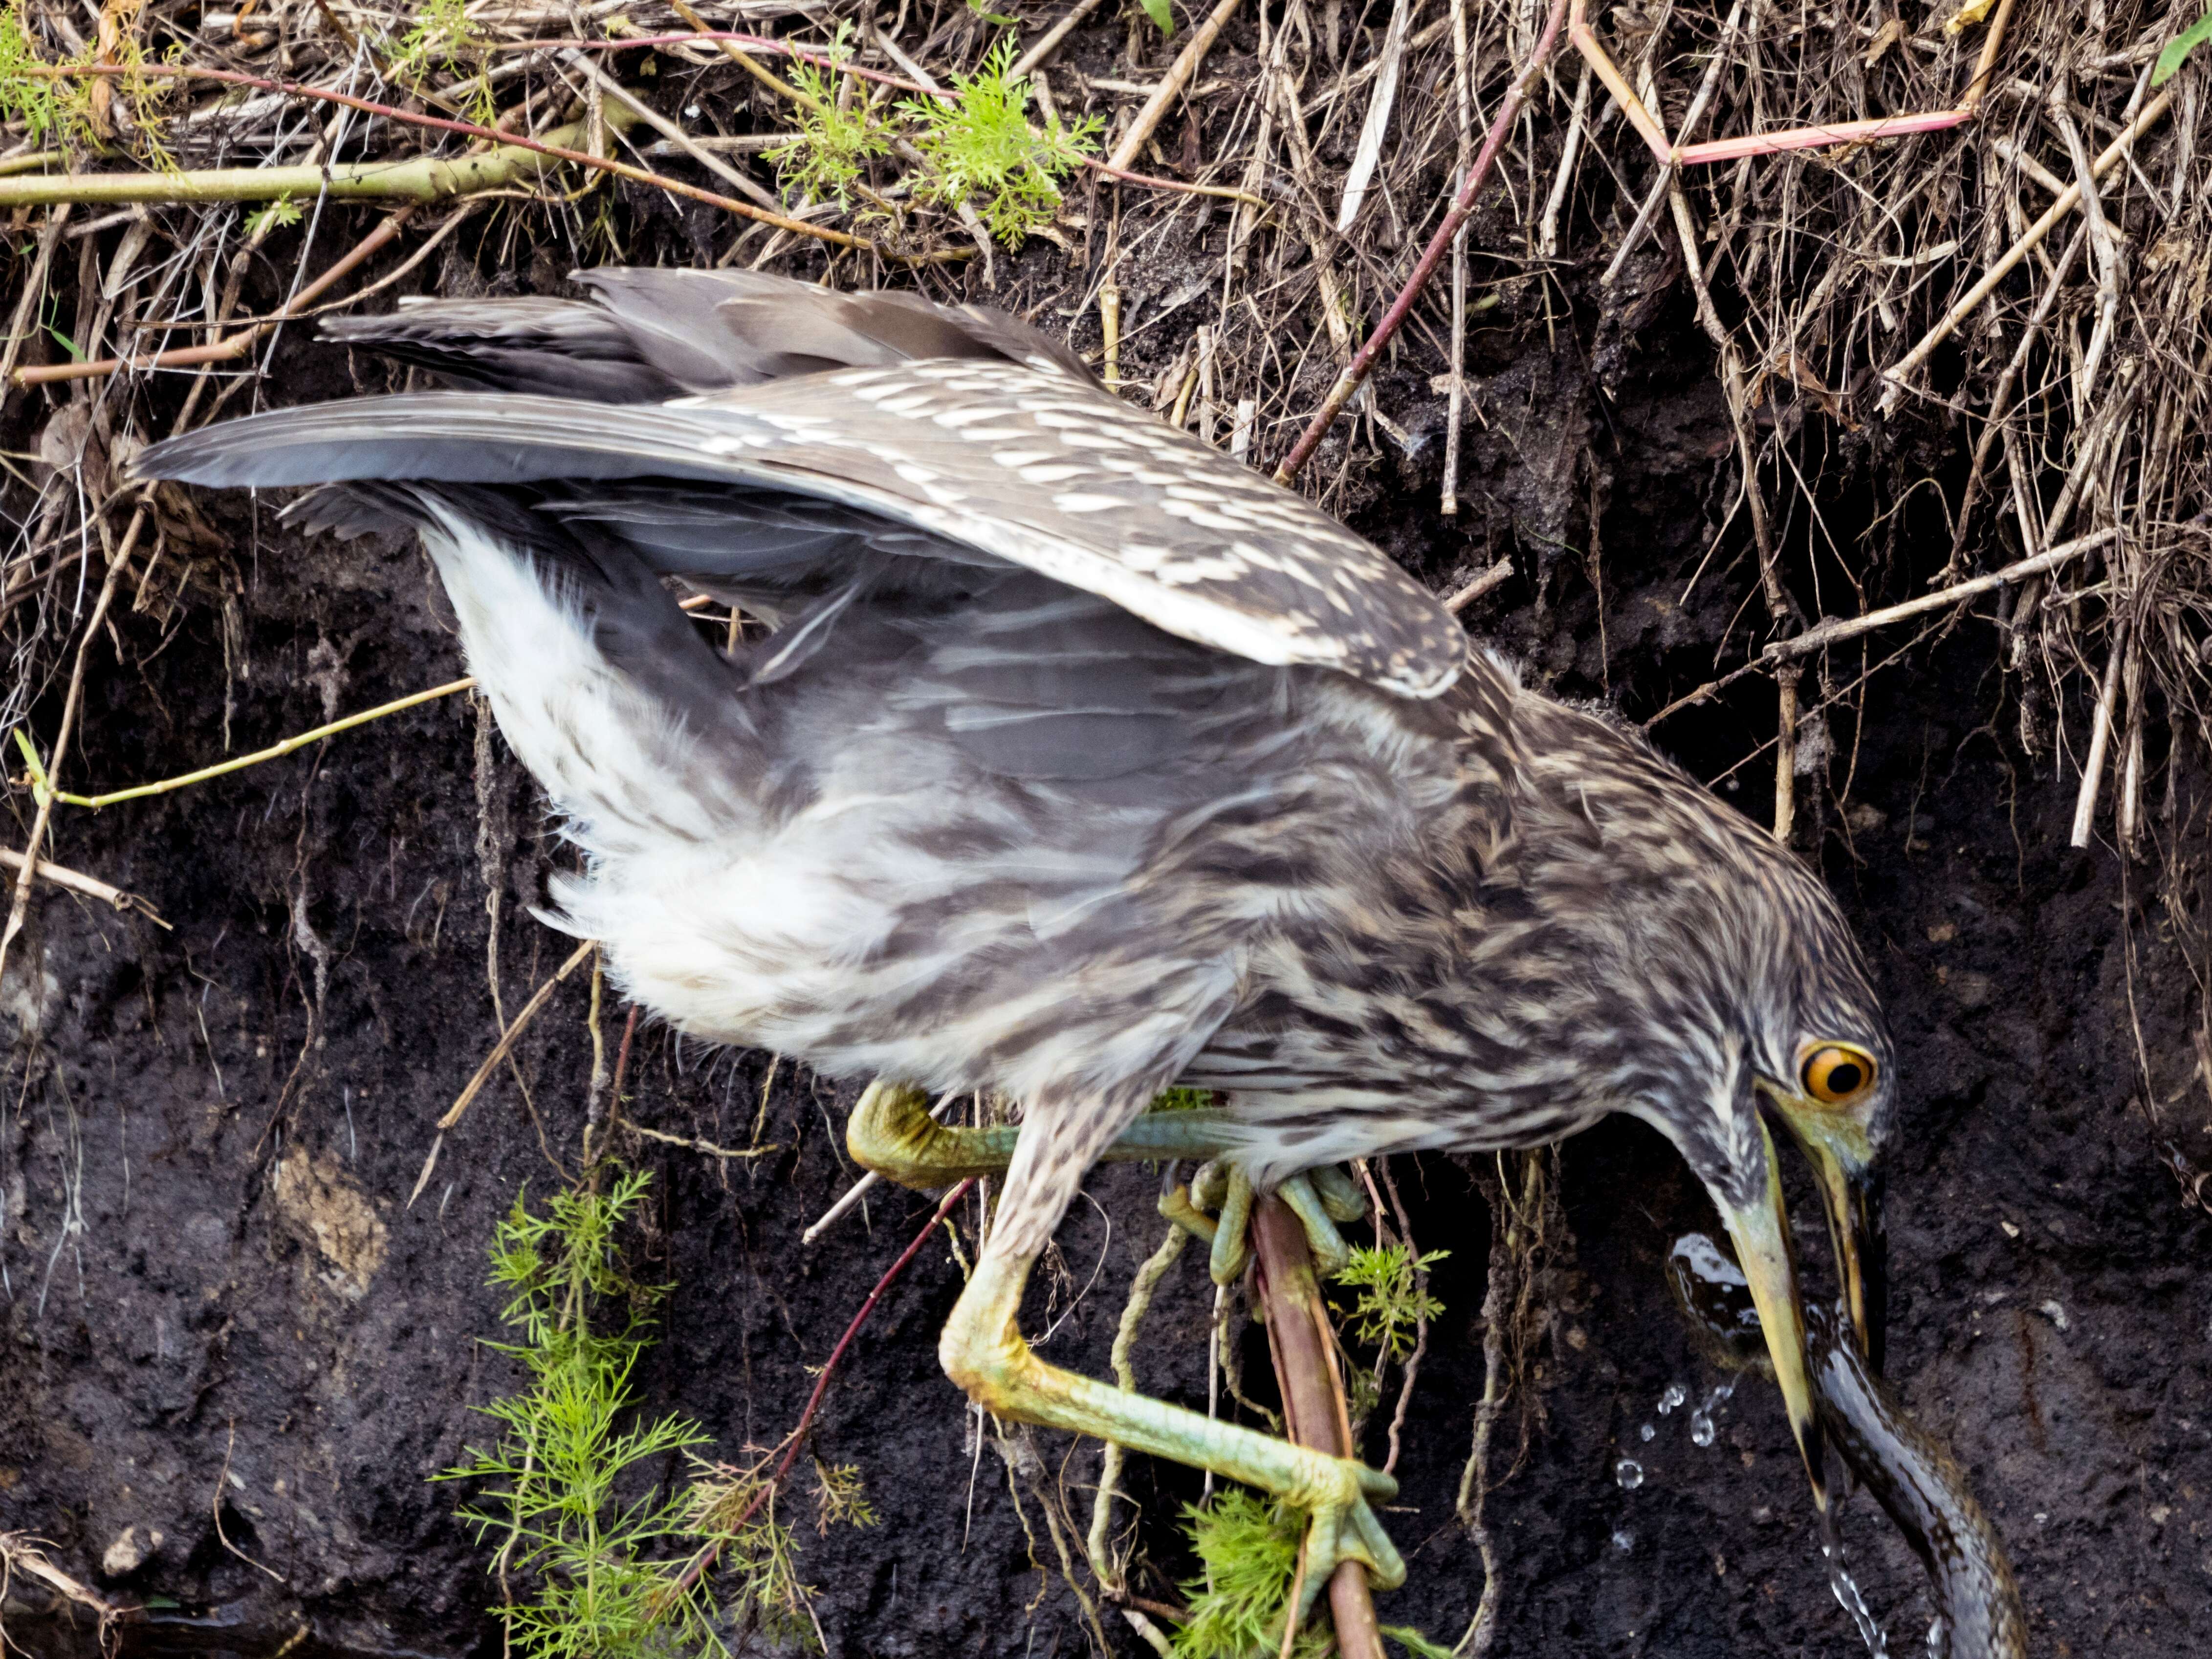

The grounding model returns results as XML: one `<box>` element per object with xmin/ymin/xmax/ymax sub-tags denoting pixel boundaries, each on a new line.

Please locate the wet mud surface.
<box><xmin>6</xmin><ymin>207</ymin><xmax>2212</xmax><ymax>1659</ymax></box>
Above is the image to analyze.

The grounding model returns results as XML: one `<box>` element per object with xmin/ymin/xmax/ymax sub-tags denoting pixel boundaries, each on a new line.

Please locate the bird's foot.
<box><xmin>945</xmin><ymin>1251</ymin><xmax>1402</xmax><ymax>1634</ymax></box>
<box><xmin>1161</xmin><ymin>1160</ymin><xmax>1366</xmax><ymax>1283</ymax></box>
<box><xmin>1285</xmin><ymin>1454</ymin><xmax>1407</xmax><ymax>1622</ymax></box>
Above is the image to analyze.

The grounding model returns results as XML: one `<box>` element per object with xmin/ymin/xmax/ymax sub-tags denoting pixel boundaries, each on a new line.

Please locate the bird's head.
<box><xmin>1521</xmin><ymin>709</ymin><xmax>1894</xmax><ymax>1514</ymax></box>
<box><xmin>1634</xmin><ymin>895</ymin><xmax>1893</xmax><ymax>1518</ymax></box>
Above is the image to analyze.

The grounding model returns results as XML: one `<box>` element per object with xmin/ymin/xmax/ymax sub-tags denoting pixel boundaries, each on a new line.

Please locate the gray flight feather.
<box><xmin>132</xmin><ymin>368</ymin><xmax>1465</xmax><ymax>698</ymax></box>
<box><xmin>321</xmin><ymin>268</ymin><xmax>1090</xmax><ymax>401</ymax></box>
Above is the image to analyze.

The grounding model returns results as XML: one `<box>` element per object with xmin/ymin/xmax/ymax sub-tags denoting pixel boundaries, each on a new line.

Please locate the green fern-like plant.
<box><xmin>681</xmin><ymin>1463</ymin><xmax>822</xmax><ymax>1653</ymax></box>
<box><xmin>439</xmin><ymin>1172</ymin><xmax>724</xmax><ymax>1659</ymax></box>
<box><xmin>1173</xmin><ymin>1492</ymin><xmax>1329</xmax><ymax>1659</ymax></box>
<box><xmin>0</xmin><ymin>0</ymin><xmax>94</xmax><ymax>150</ymax></box>
<box><xmin>244</xmin><ymin>195</ymin><xmax>303</xmax><ymax>239</ymax></box>
<box><xmin>1334</xmin><ymin>1243</ymin><xmax>1448</xmax><ymax>1363</ymax></box>
<box><xmin>386</xmin><ymin>0</ymin><xmax>496</xmax><ymax>124</ymax></box>
<box><xmin>902</xmin><ymin>36</ymin><xmax>1101</xmax><ymax>246</ymax></box>
<box><xmin>769</xmin><ymin>23</ymin><xmax>894</xmax><ymax>206</ymax></box>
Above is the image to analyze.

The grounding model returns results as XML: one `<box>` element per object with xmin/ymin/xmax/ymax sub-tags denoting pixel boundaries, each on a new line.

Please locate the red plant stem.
<box><xmin>1271</xmin><ymin>0</ymin><xmax>1569</xmax><ymax>486</ymax></box>
<box><xmin>1251</xmin><ymin>1195</ymin><xmax>1382</xmax><ymax>1659</ymax></box>
<box><xmin>609</xmin><ymin>1004</ymin><xmax>642</xmax><ymax>1104</ymax></box>
<box><xmin>661</xmin><ymin>1176</ymin><xmax>976</xmax><ymax>1604</ymax></box>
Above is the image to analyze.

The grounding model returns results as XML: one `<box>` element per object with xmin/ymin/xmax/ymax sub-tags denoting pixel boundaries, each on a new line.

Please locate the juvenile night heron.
<box><xmin>134</xmin><ymin>269</ymin><xmax>1890</xmax><ymax>1605</ymax></box>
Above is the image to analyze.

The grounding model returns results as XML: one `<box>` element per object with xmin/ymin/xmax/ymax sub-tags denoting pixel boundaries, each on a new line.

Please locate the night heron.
<box><xmin>133</xmin><ymin>269</ymin><xmax>1891</xmax><ymax>1607</ymax></box>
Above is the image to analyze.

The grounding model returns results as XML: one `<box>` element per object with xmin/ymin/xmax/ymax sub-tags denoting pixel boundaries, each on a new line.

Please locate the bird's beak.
<box><xmin>1758</xmin><ymin>1081</ymin><xmax>1888</xmax><ymax>1375</ymax></box>
<box><xmin>1713</xmin><ymin>1114</ymin><xmax>1828</xmax><ymax>1512</ymax></box>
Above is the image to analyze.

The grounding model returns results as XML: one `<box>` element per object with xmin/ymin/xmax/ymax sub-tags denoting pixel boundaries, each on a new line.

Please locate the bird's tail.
<box><xmin>293</xmin><ymin>477</ymin><xmax>763</xmax><ymax>868</ymax></box>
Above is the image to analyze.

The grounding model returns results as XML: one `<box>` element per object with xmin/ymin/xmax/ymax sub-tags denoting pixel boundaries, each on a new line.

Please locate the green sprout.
<box><xmin>387</xmin><ymin>0</ymin><xmax>496</xmax><ymax>124</ymax></box>
<box><xmin>902</xmin><ymin>36</ymin><xmax>1101</xmax><ymax>247</ymax></box>
<box><xmin>244</xmin><ymin>195</ymin><xmax>303</xmax><ymax>239</ymax></box>
<box><xmin>769</xmin><ymin>22</ymin><xmax>894</xmax><ymax>206</ymax></box>
<box><xmin>0</xmin><ymin>0</ymin><xmax>95</xmax><ymax>150</ymax></box>
<box><xmin>1334</xmin><ymin>1242</ymin><xmax>1449</xmax><ymax>1363</ymax></box>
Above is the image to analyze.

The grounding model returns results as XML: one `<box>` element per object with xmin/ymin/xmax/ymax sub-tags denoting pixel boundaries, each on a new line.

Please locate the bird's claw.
<box><xmin>1159</xmin><ymin>1162</ymin><xmax>1365</xmax><ymax>1284</ymax></box>
<box><xmin>1287</xmin><ymin>1456</ymin><xmax>1406</xmax><ymax>1625</ymax></box>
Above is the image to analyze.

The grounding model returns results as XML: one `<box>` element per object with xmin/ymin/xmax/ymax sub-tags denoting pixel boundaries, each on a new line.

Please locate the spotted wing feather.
<box><xmin>132</xmin><ymin>363</ymin><xmax>1465</xmax><ymax>698</ymax></box>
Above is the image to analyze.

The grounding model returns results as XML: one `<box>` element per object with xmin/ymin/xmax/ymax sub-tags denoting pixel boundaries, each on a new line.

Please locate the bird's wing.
<box><xmin>131</xmin><ymin>361</ymin><xmax>1465</xmax><ymax>698</ymax></box>
<box><xmin>320</xmin><ymin>268</ymin><xmax>1090</xmax><ymax>401</ymax></box>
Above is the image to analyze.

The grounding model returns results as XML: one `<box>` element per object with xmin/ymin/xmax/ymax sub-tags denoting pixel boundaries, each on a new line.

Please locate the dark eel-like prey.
<box><xmin>1668</xmin><ymin>1233</ymin><xmax>2026</xmax><ymax>1659</ymax></box>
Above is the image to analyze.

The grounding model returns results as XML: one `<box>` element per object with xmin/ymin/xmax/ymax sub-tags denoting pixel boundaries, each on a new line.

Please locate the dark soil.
<box><xmin>7</xmin><ymin>34</ymin><xmax>2212</xmax><ymax>1659</ymax></box>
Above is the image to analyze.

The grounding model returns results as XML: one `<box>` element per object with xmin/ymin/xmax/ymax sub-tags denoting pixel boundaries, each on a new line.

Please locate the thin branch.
<box><xmin>659</xmin><ymin>1179</ymin><xmax>976</xmax><ymax>1608</ymax></box>
<box><xmin>16</xmin><ymin>207</ymin><xmax>413</xmax><ymax>387</ymax></box>
<box><xmin>1761</xmin><ymin>531</ymin><xmax>2120</xmax><ymax>660</ymax></box>
<box><xmin>1884</xmin><ymin>82</ymin><xmax>2177</xmax><ymax>404</ymax></box>
<box><xmin>408</xmin><ymin>940</ymin><xmax>597</xmax><ymax>1206</ymax></box>
<box><xmin>0</xmin><ymin>847</ymin><xmax>167</xmax><ymax>927</ymax></box>
<box><xmin>31</xmin><ymin>678</ymin><xmax>477</xmax><ymax>808</ymax></box>
<box><xmin>1107</xmin><ymin>0</ymin><xmax>1247</xmax><ymax>174</ymax></box>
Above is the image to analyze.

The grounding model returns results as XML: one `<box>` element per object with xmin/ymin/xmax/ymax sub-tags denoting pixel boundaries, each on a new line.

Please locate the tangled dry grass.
<box><xmin>1</xmin><ymin>2</ymin><xmax>2203</xmax><ymax>837</ymax></box>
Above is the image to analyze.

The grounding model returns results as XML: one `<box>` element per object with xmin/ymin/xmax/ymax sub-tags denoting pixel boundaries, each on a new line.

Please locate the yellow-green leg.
<box><xmin>940</xmin><ymin>1188</ymin><xmax>1404</xmax><ymax>1622</ymax></box>
<box><xmin>850</xmin><ymin>1081</ymin><xmax>1402</xmax><ymax>1616</ymax></box>
<box><xmin>847</xmin><ymin>1079</ymin><xmax>1364</xmax><ymax>1275</ymax></box>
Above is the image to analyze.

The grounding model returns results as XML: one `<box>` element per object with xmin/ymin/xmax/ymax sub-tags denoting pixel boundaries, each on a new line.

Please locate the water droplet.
<box><xmin>1927</xmin><ymin>1615</ymin><xmax>1949</xmax><ymax>1659</ymax></box>
<box><xmin>1691</xmin><ymin>1411</ymin><xmax>1715</xmax><ymax>1447</ymax></box>
<box><xmin>1822</xmin><ymin>1539</ymin><xmax>1889</xmax><ymax>1657</ymax></box>
<box><xmin>1614</xmin><ymin>1458</ymin><xmax>1644</xmax><ymax>1490</ymax></box>
<box><xmin>1612</xmin><ymin>1529</ymin><xmax>1634</xmax><ymax>1553</ymax></box>
<box><xmin>1640</xmin><ymin>1422</ymin><xmax>1656</xmax><ymax>1442</ymax></box>
<box><xmin>1657</xmin><ymin>1384</ymin><xmax>1687</xmax><ymax>1415</ymax></box>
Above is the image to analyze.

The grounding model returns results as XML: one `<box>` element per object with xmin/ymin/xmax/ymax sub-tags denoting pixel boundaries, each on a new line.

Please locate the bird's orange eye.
<box><xmin>1801</xmin><ymin>1045</ymin><xmax>1876</xmax><ymax>1104</ymax></box>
